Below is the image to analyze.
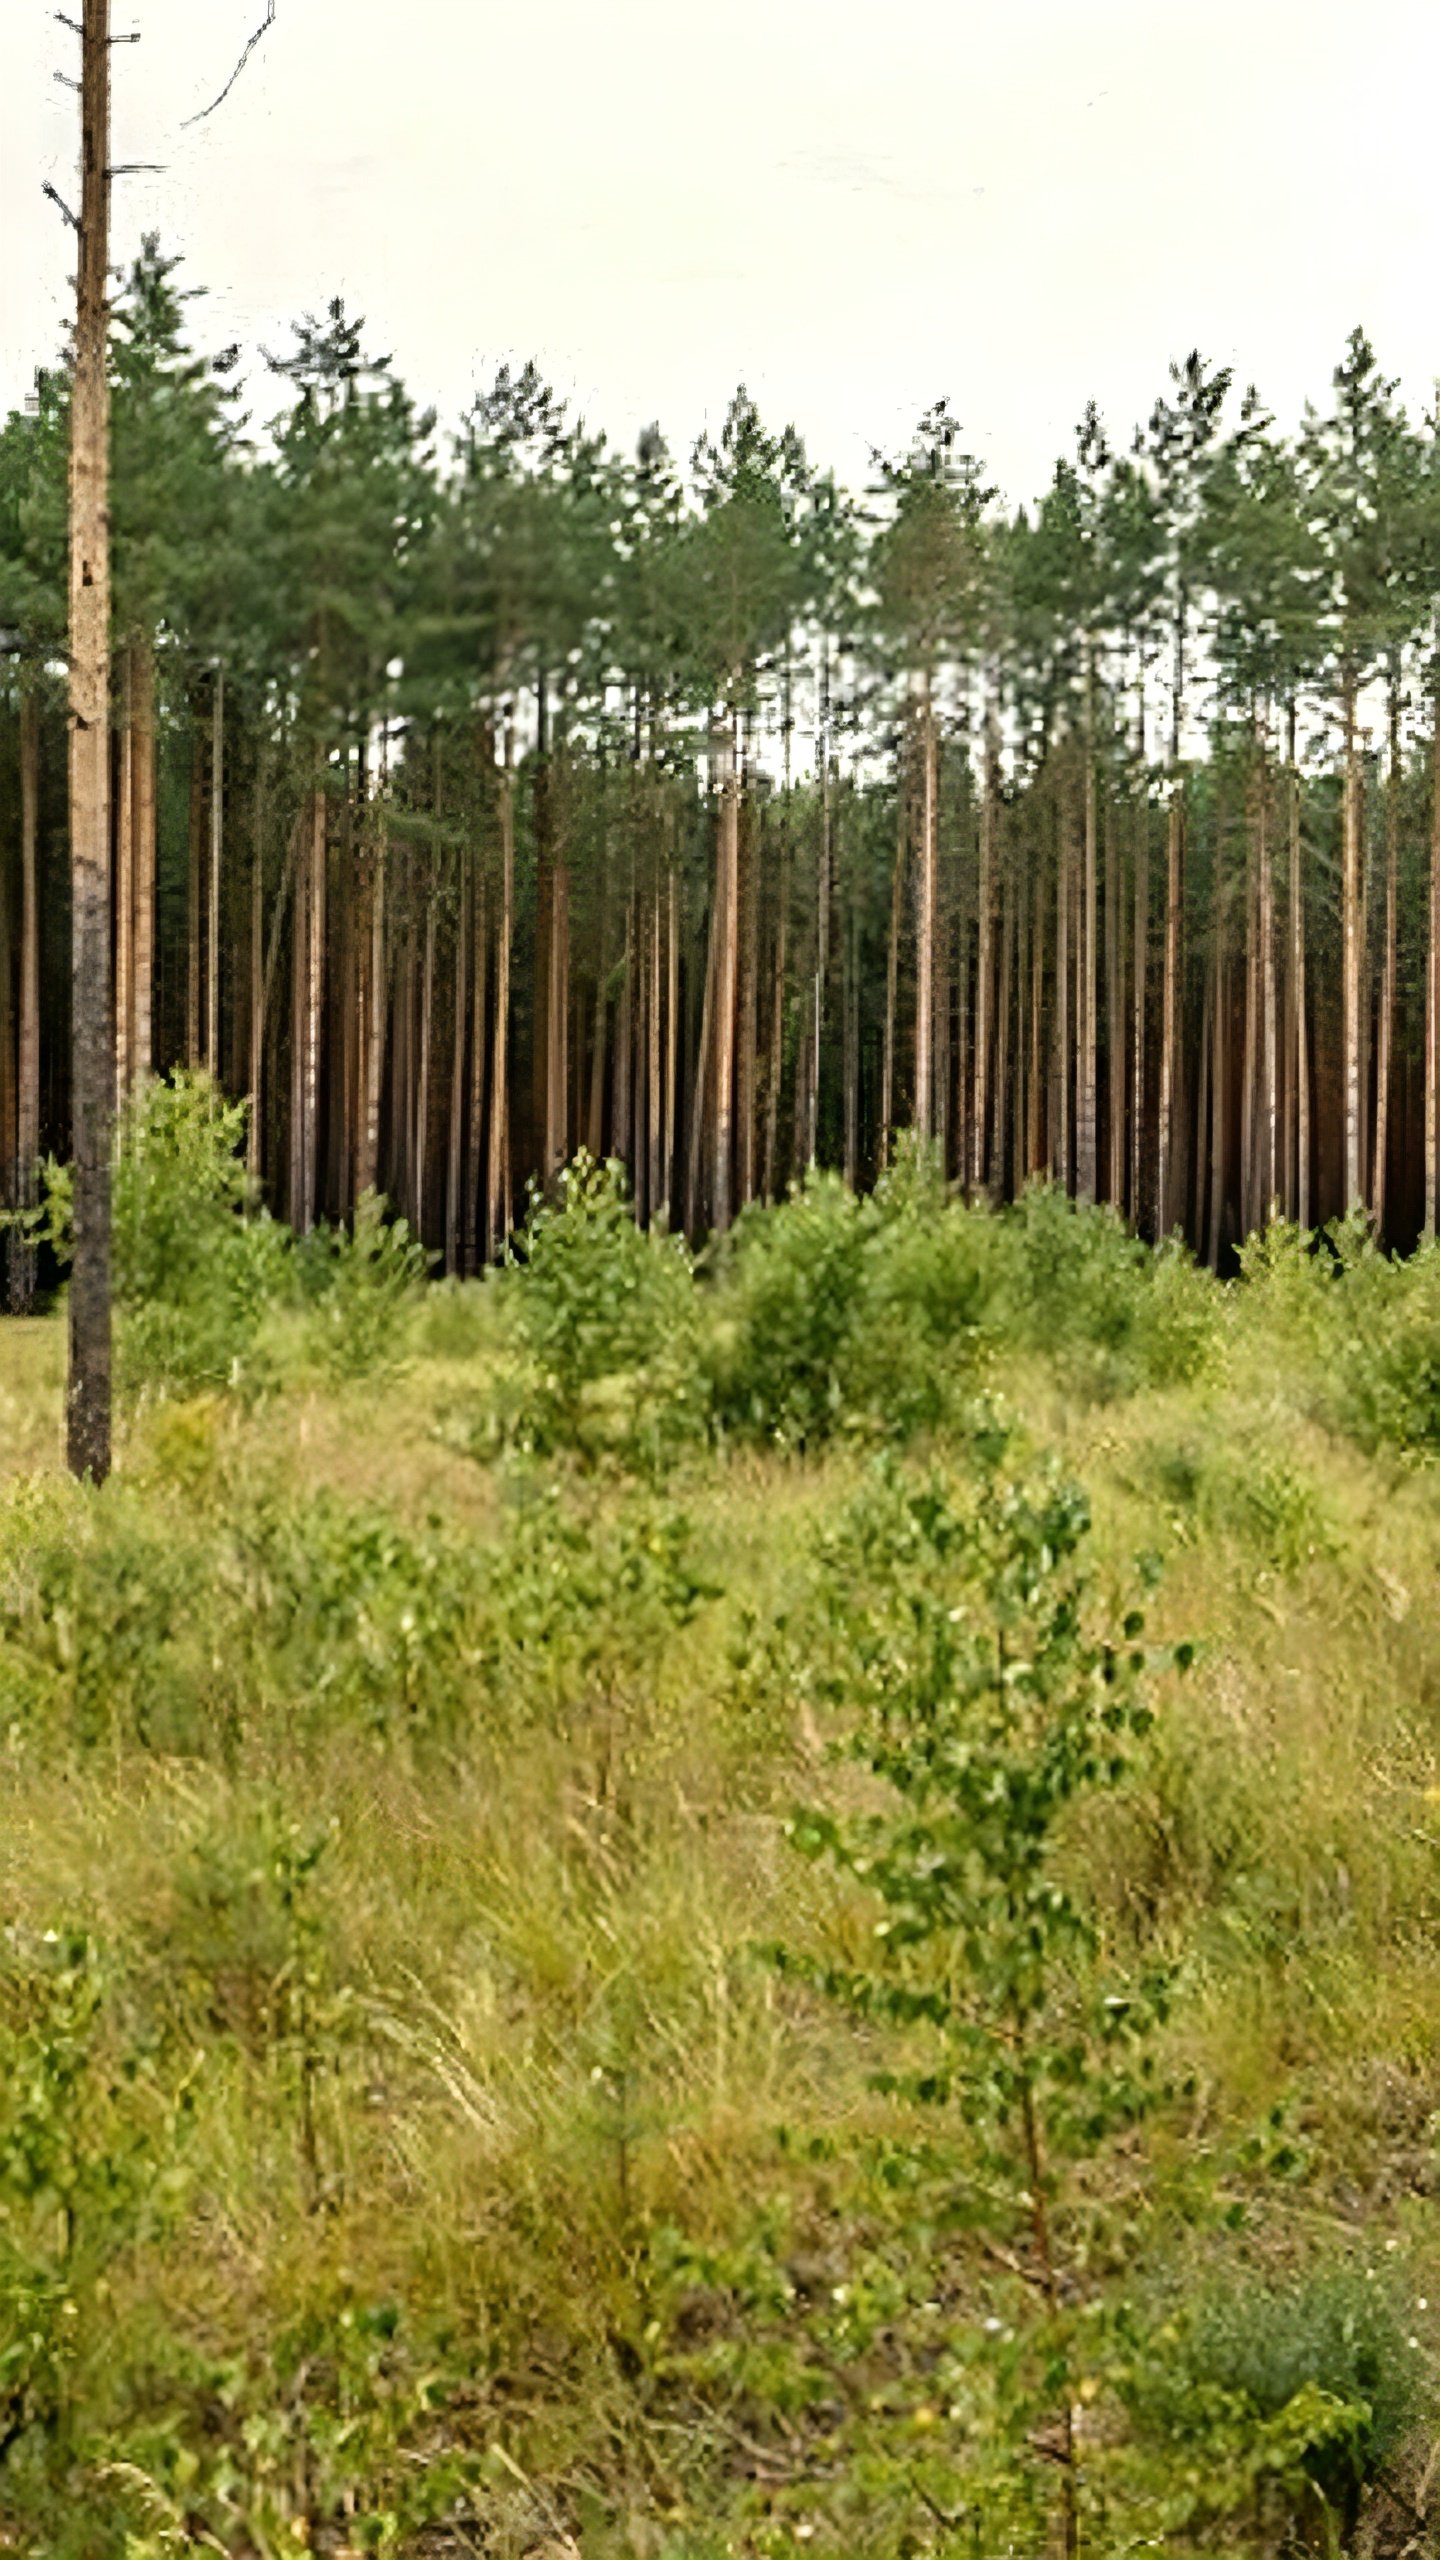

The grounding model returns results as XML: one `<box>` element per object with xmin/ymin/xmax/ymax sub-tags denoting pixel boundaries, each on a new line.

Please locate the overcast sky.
<box><xmin>3</xmin><ymin>0</ymin><xmax>1437</xmax><ymax>506</ymax></box>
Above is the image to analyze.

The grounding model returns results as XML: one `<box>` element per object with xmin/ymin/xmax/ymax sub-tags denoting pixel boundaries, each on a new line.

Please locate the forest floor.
<box><xmin>3</xmin><ymin>1244</ymin><xmax>1440</xmax><ymax>2557</ymax></box>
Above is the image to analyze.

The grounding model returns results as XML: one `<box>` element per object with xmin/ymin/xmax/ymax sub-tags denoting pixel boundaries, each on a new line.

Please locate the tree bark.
<box><xmin>1157</xmin><ymin>788</ymin><xmax>1182</xmax><ymax>1234</ymax></box>
<box><xmin>712</xmin><ymin>712</ymin><xmax>740</xmax><ymax>1230</ymax></box>
<box><xmin>1076</xmin><ymin>680</ymin><xmax>1099</xmax><ymax>1201</ymax></box>
<box><xmin>131</xmin><ymin>629</ymin><xmax>155</xmax><ymax>1086</ymax></box>
<box><xmin>208</xmin><ymin>666</ymin><xmax>224</xmax><ymax>1077</ymax></box>
<box><xmin>1342</xmin><ymin>667</ymin><xmax>1362</xmax><ymax>1210</ymax></box>
<box><xmin>486</xmin><ymin>722</ymin><xmax>514</xmax><ymax>1260</ymax></box>
<box><xmin>972</xmin><ymin>674</ymin><xmax>997</xmax><ymax>1189</ymax></box>
<box><xmin>1428</xmin><ymin>702</ymin><xmax>1440</xmax><ymax>1241</ymax></box>
<box><xmin>10</xmin><ymin>680</ymin><xmax>41</xmax><ymax>1312</ymax></box>
<box><xmin>66</xmin><ymin>0</ymin><xmax>113</xmax><ymax>1483</ymax></box>
<box><xmin>914</xmin><ymin>674</ymin><xmax>937</xmax><ymax>1144</ymax></box>
<box><xmin>115</xmin><ymin>644</ymin><xmax>134</xmax><ymax>1112</ymax></box>
<box><xmin>1374</xmin><ymin>675</ymin><xmax>1400</xmax><ymax>1236</ymax></box>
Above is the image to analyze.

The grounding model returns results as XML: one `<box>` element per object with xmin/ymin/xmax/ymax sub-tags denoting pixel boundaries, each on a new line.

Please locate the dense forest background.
<box><xmin>4</xmin><ymin>242</ymin><xmax>1440</xmax><ymax>1287</ymax></box>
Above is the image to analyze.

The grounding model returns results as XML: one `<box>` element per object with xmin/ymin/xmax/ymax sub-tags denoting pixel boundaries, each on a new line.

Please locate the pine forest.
<box><xmin>6</xmin><ymin>250</ymin><xmax>1440</xmax><ymax>1284</ymax></box>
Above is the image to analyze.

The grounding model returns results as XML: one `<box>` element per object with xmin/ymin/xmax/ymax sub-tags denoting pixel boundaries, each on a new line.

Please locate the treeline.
<box><xmin>4</xmin><ymin>240</ymin><xmax>1440</xmax><ymax>1295</ymax></box>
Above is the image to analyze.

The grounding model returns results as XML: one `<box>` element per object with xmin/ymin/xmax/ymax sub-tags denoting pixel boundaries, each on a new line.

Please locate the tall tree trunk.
<box><xmin>11</xmin><ymin>681</ymin><xmax>41</xmax><ymax>1312</ymax></box>
<box><xmin>1076</xmin><ymin>681</ymin><xmax>1098</xmax><ymax>1200</ymax></box>
<box><xmin>1054</xmin><ymin>782</ymin><xmax>1071</xmax><ymax>1192</ymax></box>
<box><xmin>914</xmin><ymin>674</ymin><xmax>937</xmax><ymax>1143</ymax></box>
<box><xmin>1130</xmin><ymin>787</ymin><xmax>1148</xmax><ymax>1228</ymax></box>
<box><xmin>416</xmin><ymin>874</ymin><xmax>436</xmax><ymax>1240</ymax></box>
<box><xmin>1288</xmin><ymin>711</ymin><xmax>1310</xmax><ymax>1230</ymax></box>
<box><xmin>1028</xmin><ymin>857</ymin><xmax>1045</xmax><ymax>1181</ymax></box>
<box><xmin>712</xmin><ymin>712</ymin><xmax>740</xmax><ymax>1231</ymax></box>
<box><xmin>247</xmin><ymin>742</ymin><xmax>268</xmax><ymax>1178</ymax></box>
<box><xmin>1206</xmin><ymin>832</ymin><xmax>1226</xmax><ymax>1275</ymax></box>
<box><xmin>1374</xmin><ymin>674</ymin><xmax>1400</xmax><ymax>1236</ymax></box>
<box><xmin>648</xmin><ymin>870</ymin><xmax>663</xmax><ymax>1225</ymax></box>
<box><xmin>486</xmin><ymin>726</ymin><xmax>514</xmax><ymax>1260</ymax></box>
<box><xmin>186</xmin><ymin>711</ymin><xmax>203</xmax><ymax>1068</ymax></box>
<box><xmin>465</xmin><ymin>853</ymin><xmax>486</xmax><ymax>1274</ymax></box>
<box><xmin>972</xmin><ymin>675</ymin><xmax>997</xmax><ymax>1189</ymax></box>
<box><xmin>737</xmin><ymin>781</ymin><xmax>758</xmax><ymax>1207</ymax></box>
<box><xmin>1428</xmin><ymin>699</ymin><xmax>1440</xmax><ymax>1241</ymax></box>
<box><xmin>1342</xmin><ymin>666</ymin><xmax>1363</xmax><ymax>1210</ymax></box>
<box><xmin>67</xmin><ymin>0</ymin><xmax>113</xmax><ymax>1483</ymax></box>
<box><xmin>808</xmin><ymin>642</ymin><xmax>832</xmax><ymax>1170</ymax></box>
<box><xmin>880</xmin><ymin>798</ymin><xmax>904</xmax><ymax>1174</ymax></box>
<box><xmin>208</xmin><ymin>667</ymin><xmax>224</xmax><ymax>1077</ymax></box>
<box><xmin>1157</xmin><ymin>788</ymin><xmax>1182</xmax><ymax>1234</ymax></box>
<box><xmin>115</xmin><ymin>644</ymin><xmax>134</xmax><ymax>1112</ymax></box>
<box><xmin>1250</xmin><ymin>721</ymin><xmax>1270</xmax><ymax>1239</ymax></box>
<box><xmin>662</xmin><ymin>857</ymin><xmax>678</xmax><ymax>1228</ymax></box>
<box><xmin>1106</xmin><ymin>786</ymin><xmax>1124</xmax><ymax>1206</ymax></box>
<box><xmin>446</xmin><ymin>848</ymin><xmax>469</xmax><ymax>1274</ymax></box>
<box><xmin>131</xmin><ymin>630</ymin><xmax>155</xmax><ymax>1086</ymax></box>
<box><xmin>843</xmin><ymin>894</ymin><xmax>859</xmax><ymax>1190</ymax></box>
<box><xmin>357</xmin><ymin>817</ymin><xmax>386</xmax><ymax>1201</ymax></box>
<box><xmin>992</xmin><ymin>859</ymin><xmax>1013</xmax><ymax>1195</ymax></box>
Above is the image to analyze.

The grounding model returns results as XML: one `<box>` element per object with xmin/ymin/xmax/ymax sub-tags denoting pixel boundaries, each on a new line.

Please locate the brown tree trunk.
<box><xmin>66</xmin><ymin>0</ymin><xmax>113</xmax><ymax>1483</ymax></box>
<box><xmin>115</xmin><ymin>644</ymin><xmax>134</xmax><ymax>1112</ymax></box>
<box><xmin>712</xmin><ymin>713</ymin><xmax>740</xmax><ymax>1230</ymax></box>
<box><xmin>1428</xmin><ymin>702</ymin><xmax>1440</xmax><ymax>1240</ymax></box>
<box><xmin>914</xmin><ymin>674</ymin><xmax>937</xmax><ymax>1143</ymax></box>
<box><xmin>737</xmin><ymin>779</ymin><xmax>758</xmax><ymax>1208</ymax></box>
<box><xmin>1341</xmin><ymin>667</ymin><xmax>1362</xmax><ymax>1210</ymax></box>
<box><xmin>1157</xmin><ymin>788</ymin><xmax>1182</xmax><ymax>1234</ymax></box>
<box><xmin>486</xmin><ymin>724</ymin><xmax>514</xmax><ymax>1259</ymax></box>
<box><xmin>1374</xmin><ymin>676</ymin><xmax>1400</xmax><ymax>1235</ymax></box>
<box><xmin>662</xmin><ymin>857</ymin><xmax>678</xmax><ymax>1228</ymax></box>
<box><xmin>1054</xmin><ymin>782</ymin><xmax>1071</xmax><ymax>1192</ymax></box>
<box><xmin>11</xmin><ymin>681</ymin><xmax>41</xmax><ymax>1311</ymax></box>
<box><xmin>186</xmin><ymin>709</ymin><xmax>203</xmax><ymax>1068</ymax></box>
<box><xmin>1076</xmin><ymin>683</ymin><xmax>1098</xmax><ymax>1200</ymax></box>
<box><xmin>208</xmin><ymin>666</ymin><xmax>224</xmax><ymax>1077</ymax></box>
<box><xmin>1258</xmin><ymin>719</ymin><xmax>1278</xmax><ymax>1228</ymax></box>
<box><xmin>972</xmin><ymin>676</ymin><xmax>997</xmax><ymax>1189</ymax></box>
<box><xmin>465</xmin><ymin>855</ymin><xmax>486</xmax><ymax>1274</ymax></box>
<box><xmin>446</xmin><ymin>847</ymin><xmax>469</xmax><ymax>1274</ymax></box>
<box><xmin>1131</xmin><ymin>788</ymin><xmax>1148</xmax><ymax>1228</ymax></box>
<box><xmin>131</xmin><ymin>630</ymin><xmax>155</xmax><ymax>1086</ymax></box>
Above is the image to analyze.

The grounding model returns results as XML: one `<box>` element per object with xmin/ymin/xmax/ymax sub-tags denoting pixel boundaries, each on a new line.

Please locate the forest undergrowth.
<box><xmin>5</xmin><ymin>1083</ymin><xmax>1440</xmax><ymax>2556</ymax></box>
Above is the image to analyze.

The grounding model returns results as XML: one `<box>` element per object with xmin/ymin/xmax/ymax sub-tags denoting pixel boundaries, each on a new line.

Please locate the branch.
<box><xmin>183</xmin><ymin>1</ymin><xmax>275</xmax><ymax>125</ymax></box>
<box><xmin>41</xmin><ymin>181</ymin><xmax>79</xmax><ymax>230</ymax></box>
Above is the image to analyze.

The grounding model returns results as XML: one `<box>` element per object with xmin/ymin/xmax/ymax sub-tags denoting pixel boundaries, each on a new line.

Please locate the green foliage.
<box><xmin>508</xmin><ymin>1151</ymin><xmax>704</xmax><ymax>1470</ymax></box>
<box><xmin>1125</xmin><ymin>2260</ymin><xmax>1421</xmax><ymax>2539</ymax></box>
<box><xmin>772</xmin><ymin>1432</ymin><xmax>1186</xmax><ymax>2542</ymax></box>
<box><xmin>708</xmin><ymin>1146</ymin><xmax>997</xmax><ymax>1449</ymax></box>
<box><xmin>1005</xmin><ymin>1182</ymin><xmax>1218</xmax><ymax>1397</ymax></box>
<box><xmin>291</xmin><ymin>1189</ymin><xmax>431</xmax><ymax>1382</ymax></box>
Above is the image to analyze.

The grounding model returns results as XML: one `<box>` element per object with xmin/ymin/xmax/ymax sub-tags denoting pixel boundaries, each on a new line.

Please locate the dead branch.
<box><xmin>183</xmin><ymin>1</ymin><xmax>275</xmax><ymax>125</ymax></box>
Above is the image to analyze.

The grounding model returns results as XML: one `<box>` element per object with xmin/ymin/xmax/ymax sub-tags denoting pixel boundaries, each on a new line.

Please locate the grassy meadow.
<box><xmin>5</xmin><ymin>1094</ymin><xmax>1440</xmax><ymax>2555</ymax></box>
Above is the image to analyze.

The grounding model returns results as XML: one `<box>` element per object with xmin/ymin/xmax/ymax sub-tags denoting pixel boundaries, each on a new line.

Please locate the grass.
<box><xmin>4</xmin><ymin>1214</ymin><xmax>1440</xmax><ymax>2555</ymax></box>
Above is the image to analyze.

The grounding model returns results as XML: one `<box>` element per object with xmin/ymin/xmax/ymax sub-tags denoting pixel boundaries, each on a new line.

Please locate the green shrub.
<box><xmin>709</xmin><ymin>1143</ymin><xmax>999</xmax><ymax>1450</ymax></box>
<box><xmin>1004</xmin><ymin>1182</ymin><xmax>1217</xmax><ymax>1396</ymax></box>
<box><xmin>291</xmin><ymin>1189</ymin><xmax>431</xmax><ymax>1382</ymax></box>
<box><xmin>1127</xmin><ymin>2259</ymin><xmax>1420</xmax><ymax>2535</ymax></box>
<box><xmin>707</xmin><ymin>1170</ymin><xmax>868</xmax><ymax>1448</ymax></box>
<box><xmin>101</xmin><ymin>1073</ymin><xmax>289</xmax><ymax>1398</ymax></box>
<box><xmin>507</xmin><ymin>1152</ymin><xmax>705</xmax><ymax>1470</ymax></box>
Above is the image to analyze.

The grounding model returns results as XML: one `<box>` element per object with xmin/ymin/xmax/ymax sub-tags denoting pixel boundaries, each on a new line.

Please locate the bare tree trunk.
<box><xmin>66</xmin><ymin>0</ymin><xmax>113</xmax><ymax>1482</ymax></box>
<box><xmin>358</xmin><ymin>817</ymin><xmax>386</xmax><ymax>1200</ymax></box>
<box><xmin>972</xmin><ymin>675</ymin><xmax>997</xmax><ymax>1189</ymax></box>
<box><xmin>465</xmin><ymin>855</ymin><xmax>486</xmax><ymax>1274</ymax></box>
<box><xmin>1374</xmin><ymin>675</ymin><xmax>1400</xmax><ymax>1236</ymax></box>
<box><xmin>1342</xmin><ymin>667</ymin><xmax>1362</xmax><ymax>1210</ymax></box>
<box><xmin>446</xmin><ymin>847</ymin><xmax>469</xmax><ymax>1274</ymax></box>
<box><xmin>1428</xmin><ymin>702</ymin><xmax>1440</xmax><ymax>1241</ymax></box>
<box><xmin>11</xmin><ymin>681</ymin><xmax>41</xmax><ymax>1312</ymax></box>
<box><xmin>662</xmin><ymin>857</ymin><xmax>678</xmax><ymax>1228</ymax></box>
<box><xmin>1157</xmin><ymin>788</ymin><xmax>1182</xmax><ymax>1234</ymax></box>
<box><xmin>416</xmin><ymin>874</ymin><xmax>435</xmax><ymax>1240</ymax></box>
<box><xmin>808</xmin><ymin>642</ymin><xmax>832</xmax><ymax>1170</ymax></box>
<box><xmin>115</xmin><ymin>644</ymin><xmax>134</xmax><ymax>1112</ymax></box>
<box><xmin>881</xmin><ymin>804</ymin><xmax>904</xmax><ymax>1174</ymax></box>
<box><xmin>993</xmin><ymin>859</ymin><xmax>1013</xmax><ymax>1196</ymax></box>
<box><xmin>737</xmin><ymin>782</ymin><xmax>758</xmax><ymax>1207</ymax></box>
<box><xmin>1106</xmin><ymin>787</ymin><xmax>1124</xmax><ymax>1206</ymax></box>
<box><xmin>648</xmin><ymin>871</ymin><xmax>662</xmax><ymax>1224</ymax></box>
<box><xmin>132</xmin><ymin>630</ymin><xmax>155</xmax><ymax>1086</ymax></box>
<box><xmin>186</xmin><ymin>709</ymin><xmax>203</xmax><ymax>1068</ymax></box>
<box><xmin>843</xmin><ymin>895</ymin><xmax>859</xmax><ymax>1190</ymax></box>
<box><xmin>486</xmin><ymin>724</ymin><xmax>514</xmax><ymax>1260</ymax></box>
<box><xmin>713</xmin><ymin>712</ymin><xmax>740</xmax><ymax>1231</ymax></box>
<box><xmin>914</xmin><ymin>674</ymin><xmax>937</xmax><ymax>1143</ymax></box>
<box><xmin>247</xmin><ymin>742</ymin><xmax>268</xmax><ymax>1178</ymax></box>
<box><xmin>208</xmin><ymin>666</ymin><xmax>224</xmax><ymax>1077</ymax></box>
<box><xmin>1131</xmin><ymin>788</ymin><xmax>1148</xmax><ymax>1228</ymax></box>
<box><xmin>1054</xmin><ymin>785</ymin><xmax>1071</xmax><ymax>1193</ymax></box>
<box><xmin>1258</xmin><ymin>718</ymin><xmax>1278</xmax><ymax>1228</ymax></box>
<box><xmin>1076</xmin><ymin>684</ymin><xmax>1098</xmax><ymax>1200</ymax></box>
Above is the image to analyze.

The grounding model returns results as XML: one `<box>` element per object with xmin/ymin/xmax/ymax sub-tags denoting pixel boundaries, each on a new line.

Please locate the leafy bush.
<box><xmin>708</xmin><ymin>1144</ymin><xmax>999</xmax><ymax>1449</ymax></box>
<box><xmin>507</xmin><ymin>1152</ymin><xmax>705</xmax><ymax>1470</ymax></box>
<box><xmin>37</xmin><ymin>1072</ymin><xmax>291</xmax><ymax>1399</ymax></box>
<box><xmin>1127</xmin><ymin>2259</ymin><xmax>1421</xmax><ymax>2536</ymax></box>
<box><xmin>707</xmin><ymin>1170</ymin><xmax>868</xmax><ymax>1448</ymax></box>
<box><xmin>291</xmin><ymin>1188</ymin><xmax>431</xmax><ymax>1382</ymax></box>
<box><xmin>1005</xmin><ymin>1182</ymin><xmax>1217</xmax><ymax>1397</ymax></box>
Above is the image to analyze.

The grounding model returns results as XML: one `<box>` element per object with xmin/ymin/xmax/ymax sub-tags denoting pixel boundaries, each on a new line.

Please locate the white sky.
<box><xmin>3</xmin><ymin>0</ymin><xmax>1438</xmax><ymax>509</ymax></box>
